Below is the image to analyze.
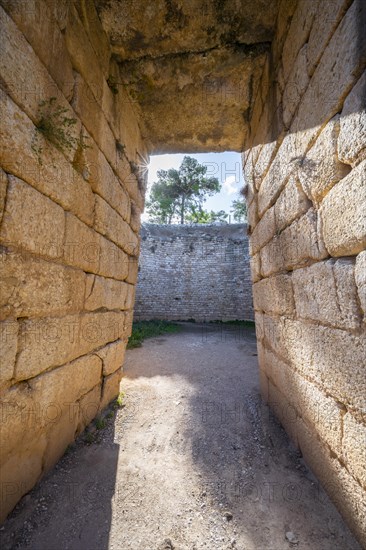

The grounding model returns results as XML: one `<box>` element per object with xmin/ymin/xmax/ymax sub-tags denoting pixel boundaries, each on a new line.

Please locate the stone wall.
<box><xmin>0</xmin><ymin>1</ymin><xmax>147</xmax><ymax>521</ymax></box>
<box><xmin>134</xmin><ymin>224</ymin><xmax>253</xmax><ymax>322</ymax></box>
<box><xmin>243</xmin><ymin>0</ymin><xmax>366</xmax><ymax>544</ymax></box>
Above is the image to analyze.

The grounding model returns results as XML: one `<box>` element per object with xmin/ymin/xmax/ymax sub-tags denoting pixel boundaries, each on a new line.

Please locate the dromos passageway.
<box><xmin>0</xmin><ymin>325</ymin><xmax>360</xmax><ymax>549</ymax></box>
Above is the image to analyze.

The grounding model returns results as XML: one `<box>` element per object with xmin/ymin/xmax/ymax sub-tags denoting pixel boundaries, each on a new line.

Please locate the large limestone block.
<box><xmin>0</xmin><ymin>6</ymin><xmax>62</xmax><ymax>123</ymax></box>
<box><xmin>261</xmin><ymin>209</ymin><xmax>327</xmax><ymax>276</ymax></box>
<box><xmin>264</xmin><ymin>347</ymin><xmax>343</xmax><ymax>456</ymax></box>
<box><xmin>64</xmin><ymin>4</ymin><xmax>105</xmax><ymax>106</ymax></box>
<box><xmin>98</xmin><ymin>236</ymin><xmax>130</xmax><ymax>282</ymax></box>
<box><xmin>249</xmin><ymin>206</ymin><xmax>275</xmax><ymax>255</ymax></box>
<box><xmin>100</xmin><ymin>367</ymin><xmax>123</xmax><ymax>411</ymax></box>
<box><xmin>1</xmin><ymin>0</ymin><xmax>74</xmax><ymax>100</ymax></box>
<box><xmin>320</xmin><ymin>160</ymin><xmax>366</xmax><ymax>256</ymax></box>
<box><xmin>253</xmin><ymin>274</ymin><xmax>295</xmax><ymax>316</ymax></box>
<box><xmin>0</xmin><ymin>90</ymin><xmax>94</xmax><ymax>226</ymax></box>
<box><xmin>338</xmin><ymin>71</ymin><xmax>366</xmax><ymax>166</ymax></box>
<box><xmin>0</xmin><ymin>168</ymin><xmax>7</xmax><ymax>225</ymax></box>
<box><xmin>294</xmin><ymin>0</ymin><xmax>366</xmax><ymax>136</ymax></box>
<box><xmin>257</xmin><ymin>128</ymin><xmax>316</xmax><ymax>217</ymax></box>
<box><xmin>355</xmin><ymin>251</ymin><xmax>366</xmax><ymax>317</ymax></box>
<box><xmin>296</xmin><ymin>417</ymin><xmax>366</xmax><ymax>547</ymax></box>
<box><xmin>124</xmin><ymin>284</ymin><xmax>136</xmax><ymax>310</ymax></box>
<box><xmin>250</xmin><ymin>253</ymin><xmax>261</xmax><ymax>283</ymax></box>
<box><xmin>292</xmin><ymin>259</ymin><xmax>361</xmax><ymax>329</ymax></box>
<box><xmin>85</xmin><ymin>274</ymin><xmax>129</xmax><ymax>311</ymax></box>
<box><xmin>0</xmin><ymin>355</ymin><xmax>102</xmax><ymax>465</ymax></box>
<box><xmin>298</xmin><ymin>116</ymin><xmax>351</xmax><ymax>204</ymax></box>
<box><xmin>280</xmin><ymin>208</ymin><xmax>327</xmax><ymax>269</ymax></box>
<box><xmin>78</xmin><ymin>383</ymin><xmax>101</xmax><ymax>433</ymax></box>
<box><xmin>342</xmin><ymin>413</ymin><xmax>366</xmax><ymax>489</ymax></box>
<box><xmin>95</xmin><ymin>339</ymin><xmax>127</xmax><ymax>376</ymax></box>
<box><xmin>65</xmin><ymin>212</ymin><xmax>130</xmax><ymax>280</ymax></box>
<box><xmin>268</xmin><ymin>381</ymin><xmax>298</xmax><ymax>447</ymax></box>
<box><xmin>73</xmin><ymin>0</ymin><xmax>111</xmax><ymax>77</ymax></box>
<box><xmin>281</xmin><ymin>0</ymin><xmax>318</xmax><ymax>81</ymax></box>
<box><xmin>94</xmin><ymin>196</ymin><xmax>139</xmax><ymax>255</ymax></box>
<box><xmin>274</xmin><ymin>175</ymin><xmax>310</xmax><ymax>232</ymax></box>
<box><xmin>0</xmin><ymin>320</ymin><xmax>18</xmax><ymax>388</ymax></box>
<box><xmin>30</xmin><ymin>355</ymin><xmax>102</xmax><ymax>413</ymax></box>
<box><xmin>15</xmin><ymin>311</ymin><xmax>126</xmax><ymax>381</ymax></box>
<box><xmin>84</xmin><ymin>142</ymin><xmax>130</xmax><ymax>222</ymax></box>
<box><xmin>42</xmin><ymin>409</ymin><xmax>79</xmax><ymax>472</ymax></box>
<box><xmin>126</xmin><ymin>257</ymin><xmax>139</xmax><ymax>285</ymax></box>
<box><xmin>0</xmin><ymin>434</ymin><xmax>47</xmax><ymax>524</ymax></box>
<box><xmin>0</xmin><ymin>176</ymin><xmax>65</xmax><ymax>259</ymax></box>
<box><xmin>283</xmin><ymin>45</ymin><xmax>309</xmax><ymax>128</ymax></box>
<box><xmin>283</xmin><ymin>320</ymin><xmax>366</xmax><ymax>418</ymax></box>
<box><xmin>307</xmin><ymin>0</ymin><xmax>351</xmax><ymax>76</ymax></box>
<box><xmin>0</xmin><ymin>251</ymin><xmax>86</xmax><ymax>320</ymax></box>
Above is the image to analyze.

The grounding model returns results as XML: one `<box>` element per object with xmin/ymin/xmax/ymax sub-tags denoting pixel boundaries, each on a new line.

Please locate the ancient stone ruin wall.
<box><xmin>134</xmin><ymin>224</ymin><xmax>253</xmax><ymax>322</ymax></box>
<box><xmin>0</xmin><ymin>1</ymin><xmax>147</xmax><ymax>520</ymax></box>
<box><xmin>243</xmin><ymin>0</ymin><xmax>366</xmax><ymax>543</ymax></box>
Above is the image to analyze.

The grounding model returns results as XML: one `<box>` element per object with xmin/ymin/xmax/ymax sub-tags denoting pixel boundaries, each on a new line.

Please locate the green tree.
<box><xmin>231</xmin><ymin>198</ymin><xmax>247</xmax><ymax>222</ymax></box>
<box><xmin>146</xmin><ymin>156</ymin><xmax>221</xmax><ymax>224</ymax></box>
<box><xmin>186</xmin><ymin>208</ymin><xmax>228</xmax><ymax>224</ymax></box>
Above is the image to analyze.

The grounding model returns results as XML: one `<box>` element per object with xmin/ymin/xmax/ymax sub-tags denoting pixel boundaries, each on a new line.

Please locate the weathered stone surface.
<box><xmin>342</xmin><ymin>413</ymin><xmax>366</xmax><ymax>488</ymax></box>
<box><xmin>95</xmin><ymin>339</ymin><xmax>126</xmax><ymax>376</ymax></box>
<box><xmin>100</xmin><ymin>367</ymin><xmax>122</xmax><ymax>411</ymax></box>
<box><xmin>1</xmin><ymin>0</ymin><xmax>74</xmax><ymax>100</ymax></box>
<box><xmin>0</xmin><ymin>90</ymin><xmax>94</xmax><ymax>226</ymax></box>
<box><xmin>94</xmin><ymin>196</ymin><xmax>139</xmax><ymax>255</ymax></box>
<box><xmin>84</xmin><ymin>142</ymin><xmax>130</xmax><ymax>222</ymax></box>
<box><xmin>281</xmin><ymin>0</ymin><xmax>317</xmax><ymax>81</ymax></box>
<box><xmin>0</xmin><ymin>435</ymin><xmax>47</xmax><ymax>524</ymax></box>
<box><xmin>274</xmin><ymin>175</ymin><xmax>310</xmax><ymax>232</ymax></box>
<box><xmin>85</xmin><ymin>275</ymin><xmax>129</xmax><ymax>311</ymax></box>
<box><xmin>0</xmin><ymin>355</ymin><xmax>101</xmax><ymax>465</ymax></box>
<box><xmin>74</xmin><ymin>0</ymin><xmax>111</xmax><ymax>76</ymax></box>
<box><xmin>0</xmin><ymin>168</ymin><xmax>7</xmax><ymax>225</ymax></box>
<box><xmin>42</xmin><ymin>409</ymin><xmax>79</xmax><ymax>472</ymax></box>
<box><xmin>250</xmin><ymin>253</ymin><xmax>261</xmax><ymax>283</ymax></box>
<box><xmin>298</xmin><ymin>116</ymin><xmax>351</xmax><ymax>204</ymax></box>
<box><xmin>0</xmin><ymin>177</ymin><xmax>65</xmax><ymax>259</ymax></box>
<box><xmin>0</xmin><ymin>320</ymin><xmax>18</xmax><ymax>387</ymax></box>
<box><xmin>264</xmin><ymin>347</ymin><xmax>343</xmax><ymax>456</ymax></box>
<box><xmin>307</xmin><ymin>0</ymin><xmax>351</xmax><ymax>77</ymax></box>
<box><xmin>292</xmin><ymin>259</ymin><xmax>361</xmax><ymax>329</ymax></box>
<box><xmin>78</xmin><ymin>384</ymin><xmax>101</xmax><ymax>433</ymax></box>
<box><xmin>338</xmin><ymin>71</ymin><xmax>366</xmax><ymax>166</ymax></box>
<box><xmin>294</xmin><ymin>0</ymin><xmax>366</xmax><ymax>137</ymax></box>
<box><xmin>261</xmin><ymin>208</ymin><xmax>327</xmax><ymax>276</ymax></box>
<box><xmin>0</xmin><ymin>251</ymin><xmax>86</xmax><ymax>320</ymax></box>
<box><xmin>297</xmin><ymin>416</ymin><xmax>366</xmax><ymax>547</ymax></box>
<box><xmin>283</xmin><ymin>45</ymin><xmax>309</xmax><ymax>127</ymax></box>
<box><xmin>15</xmin><ymin>312</ymin><xmax>125</xmax><ymax>381</ymax></box>
<box><xmin>253</xmin><ymin>274</ymin><xmax>294</xmax><ymax>316</ymax></box>
<box><xmin>355</xmin><ymin>251</ymin><xmax>366</xmax><ymax>317</ymax></box>
<box><xmin>98</xmin><ymin>236</ymin><xmax>130</xmax><ymax>282</ymax></box>
<box><xmin>320</xmin><ymin>160</ymin><xmax>366</xmax><ymax>256</ymax></box>
<box><xmin>64</xmin><ymin>213</ymin><xmax>100</xmax><ymax>274</ymax></box>
<box><xmin>250</xmin><ymin>206</ymin><xmax>275</xmax><ymax>255</ymax></box>
<box><xmin>0</xmin><ymin>6</ymin><xmax>63</xmax><ymax>123</ymax></box>
<box><xmin>64</xmin><ymin>4</ymin><xmax>105</xmax><ymax>107</ymax></box>
<box><xmin>257</xmin><ymin>130</ymin><xmax>313</xmax><ymax>217</ymax></box>
<box><xmin>262</xmin><ymin>316</ymin><xmax>366</xmax><ymax>417</ymax></box>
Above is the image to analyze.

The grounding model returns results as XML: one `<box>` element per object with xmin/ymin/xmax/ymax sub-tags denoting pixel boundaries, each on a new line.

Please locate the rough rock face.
<box><xmin>95</xmin><ymin>0</ymin><xmax>279</xmax><ymax>151</ymax></box>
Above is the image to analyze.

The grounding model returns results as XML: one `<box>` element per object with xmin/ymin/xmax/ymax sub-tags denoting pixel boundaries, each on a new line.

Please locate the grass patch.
<box><xmin>127</xmin><ymin>320</ymin><xmax>181</xmax><ymax>349</ymax></box>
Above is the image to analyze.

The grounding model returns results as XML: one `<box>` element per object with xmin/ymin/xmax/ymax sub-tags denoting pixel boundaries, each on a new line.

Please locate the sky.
<box><xmin>143</xmin><ymin>152</ymin><xmax>244</xmax><ymax>222</ymax></box>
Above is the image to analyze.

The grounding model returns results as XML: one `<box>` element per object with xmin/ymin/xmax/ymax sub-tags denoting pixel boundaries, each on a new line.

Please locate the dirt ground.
<box><xmin>0</xmin><ymin>323</ymin><xmax>360</xmax><ymax>550</ymax></box>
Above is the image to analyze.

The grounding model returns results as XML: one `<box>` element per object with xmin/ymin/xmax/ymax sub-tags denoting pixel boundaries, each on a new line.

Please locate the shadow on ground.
<box><xmin>0</xmin><ymin>323</ymin><xmax>360</xmax><ymax>550</ymax></box>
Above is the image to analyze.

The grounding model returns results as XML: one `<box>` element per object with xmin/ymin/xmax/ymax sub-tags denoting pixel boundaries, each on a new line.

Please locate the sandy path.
<box><xmin>0</xmin><ymin>323</ymin><xmax>360</xmax><ymax>550</ymax></box>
